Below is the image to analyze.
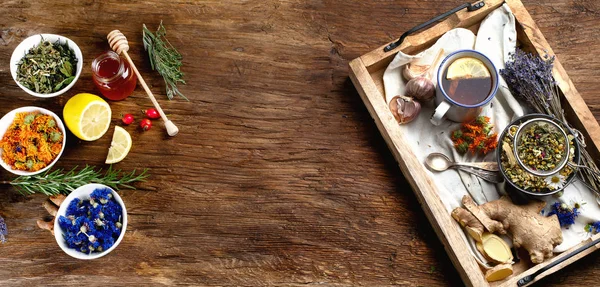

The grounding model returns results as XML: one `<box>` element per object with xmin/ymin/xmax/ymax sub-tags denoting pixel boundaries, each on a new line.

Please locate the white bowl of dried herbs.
<box><xmin>54</xmin><ymin>183</ymin><xmax>127</xmax><ymax>259</ymax></box>
<box><xmin>0</xmin><ymin>106</ymin><xmax>66</xmax><ymax>176</ymax></box>
<box><xmin>10</xmin><ymin>34</ymin><xmax>83</xmax><ymax>98</ymax></box>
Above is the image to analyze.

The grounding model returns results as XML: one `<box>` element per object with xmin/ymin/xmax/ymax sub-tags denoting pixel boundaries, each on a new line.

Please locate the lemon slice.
<box><xmin>63</xmin><ymin>93</ymin><xmax>112</xmax><ymax>141</ymax></box>
<box><xmin>105</xmin><ymin>126</ymin><xmax>132</xmax><ymax>164</ymax></box>
<box><xmin>446</xmin><ymin>57</ymin><xmax>491</xmax><ymax>80</ymax></box>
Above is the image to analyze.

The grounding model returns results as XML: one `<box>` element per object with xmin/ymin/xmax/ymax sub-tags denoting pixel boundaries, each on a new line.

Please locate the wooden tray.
<box><xmin>349</xmin><ymin>0</ymin><xmax>600</xmax><ymax>286</ymax></box>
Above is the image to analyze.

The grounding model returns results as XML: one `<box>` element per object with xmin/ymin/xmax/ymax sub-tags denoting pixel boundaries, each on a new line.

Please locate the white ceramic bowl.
<box><xmin>10</xmin><ymin>34</ymin><xmax>83</xmax><ymax>98</ymax></box>
<box><xmin>54</xmin><ymin>183</ymin><xmax>128</xmax><ymax>260</ymax></box>
<box><xmin>0</xmin><ymin>106</ymin><xmax>66</xmax><ymax>176</ymax></box>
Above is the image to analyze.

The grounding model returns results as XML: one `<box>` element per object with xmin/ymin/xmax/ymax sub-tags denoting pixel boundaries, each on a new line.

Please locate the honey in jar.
<box><xmin>92</xmin><ymin>51</ymin><xmax>137</xmax><ymax>101</ymax></box>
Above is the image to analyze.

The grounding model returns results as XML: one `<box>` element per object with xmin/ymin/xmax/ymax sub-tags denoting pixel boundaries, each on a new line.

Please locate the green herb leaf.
<box><xmin>59</xmin><ymin>61</ymin><xmax>73</xmax><ymax>77</ymax></box>
<box><xmin>54</xmin><ymin>76</ymin><xmax>74</xmax><ymax>92</ymax></box>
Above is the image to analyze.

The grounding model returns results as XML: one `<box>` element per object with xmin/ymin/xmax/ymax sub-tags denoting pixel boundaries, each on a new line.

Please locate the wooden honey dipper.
<box><xmin>107</xmin><ymin>30</ymin><xmax>179</xmax><ymax>136</ymax></box>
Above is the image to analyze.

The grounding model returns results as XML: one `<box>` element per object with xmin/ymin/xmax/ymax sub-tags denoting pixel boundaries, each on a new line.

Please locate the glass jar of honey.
<box><xmin>91</xmin><ymin>51</ymin><xmax>137</xmax><ymax>101</ymax></box>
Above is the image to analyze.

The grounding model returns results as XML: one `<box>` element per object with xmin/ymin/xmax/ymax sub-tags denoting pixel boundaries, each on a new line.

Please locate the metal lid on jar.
<box><xmin>512</xmin><ymin>118</ymin><xmax>570</xmax><ymax>177</ymax></box>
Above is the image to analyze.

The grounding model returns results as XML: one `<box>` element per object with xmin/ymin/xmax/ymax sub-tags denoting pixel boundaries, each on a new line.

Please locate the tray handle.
<box><xmin>383</xmin><ymin>1</ymin><xmax>486</xmax><ymax>52</ymax></box>
<box><xmin>517</xmin><ymin>236</ymin><xmax>600</xmax><ymax>286</ymax></box>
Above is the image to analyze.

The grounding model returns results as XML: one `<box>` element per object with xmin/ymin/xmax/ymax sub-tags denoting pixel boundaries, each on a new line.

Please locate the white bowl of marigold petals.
<box><xmin>54</xmin><ymin>183</ymin><xmax>127</xmax><ymax>259</ymax></box>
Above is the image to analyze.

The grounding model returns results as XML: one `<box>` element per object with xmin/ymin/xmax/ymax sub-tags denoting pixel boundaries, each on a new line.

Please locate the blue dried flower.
<box><xmin>65</xmin><ymin>231</ymin><xmax>86</xmax><ymax>248</ymax></box>
<box><xmin>102</xmin><ymin>200</ymin><xmax>122</xmax><ymax>223</ymax></box>
<box><xmin>88</xmin><ymin>202</ymin><xmax>103</xmax><ymax>221</ymax></box>
<box><xmin>548</xmin><ymin>202</ymin><xmax>579</xmax><ymax>227</ymax></box>
<box><xmin>91</xmin><ymin>187</ymin><xmax>112</xmax><ymax>204</ymax></box>
<box><xmin>60</xmin><ymin>188</ymin><xmax>123</xmax><ymax>254</ymax></box>
<box><xmin>585</xmin><ymin>221</ymin><xmax>600</xmax><ymax>233</ymax></box>
<box><xmin>66</xmin><ymin>198</ymin><xmax>87</xmax><ymax>217</ymax></box>
<box><xmin>58</xmin><ymin>216</ymin><xmax>74</xmax><ymax>232</ymax></box>
<box><xmin>89</xmin><ymin>239</ymin><xmax>101</xmax><ymax>250</ymax></box>
<box><xmin>101</xmin><ymin>236</ymin><xmax>115</xmax><ymax>251</ymax></box>
<box><xmin>0</xmin><ymin>215</ymin><xmax>7</xmax><ymax>243</ymax></box>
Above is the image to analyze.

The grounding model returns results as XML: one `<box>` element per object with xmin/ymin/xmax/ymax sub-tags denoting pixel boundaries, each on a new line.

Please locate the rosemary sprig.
<box><xmin>2</xmin><ymin>165</ymin><xmax>149</xmax><ymax>196</ymax></box>
<box><xmin>143</xmin><ymin>21</ymin><xmax>187</xmax><ymax>101</ymax></box>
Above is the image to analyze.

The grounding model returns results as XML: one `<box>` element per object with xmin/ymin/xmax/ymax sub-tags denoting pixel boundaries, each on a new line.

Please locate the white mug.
<box><xmin>430</xmin><ymin>50</ymin><xmax>499</xmax><ymax>125</ymax></box>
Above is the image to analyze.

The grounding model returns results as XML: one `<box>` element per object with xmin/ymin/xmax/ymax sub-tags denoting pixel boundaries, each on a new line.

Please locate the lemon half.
<box><xmin>63</xmin><ymin>93</ymin><xmax>112</xmax><ymax>141</ymax></box>
<box><xmin>105</xmin><ymin>126</ymin><xmax>132</xmax><ymax>164</ymax></box>
<box><xmin>446</xmin><ymin>57</ymin><xmax>491</xmax><ymax>80</ymax></box>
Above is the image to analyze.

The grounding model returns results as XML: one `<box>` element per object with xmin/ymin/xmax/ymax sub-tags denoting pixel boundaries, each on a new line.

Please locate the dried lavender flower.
<box><xmin>500</xmin><ymin>49</ymin><xmax>559</xmax><ymax>117</ymax></box>
<box><xmin>0</xmin><ymin>215</ymin><xmax>7</xmax><ymax>243</ymax></box>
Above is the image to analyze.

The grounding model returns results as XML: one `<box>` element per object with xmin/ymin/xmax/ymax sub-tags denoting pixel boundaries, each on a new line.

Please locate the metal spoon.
<box><xmin>425</xmin><ymin>153</ymin><xmax>503</xmax><ymax>183</ymax></box>
<box><xmin>425</xmin><ymin>153</ymin><xmax>499</xmax><ymax>172</ymax></box>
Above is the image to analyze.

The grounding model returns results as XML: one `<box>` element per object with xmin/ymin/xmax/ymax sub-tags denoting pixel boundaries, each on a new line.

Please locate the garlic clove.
<box><xmin>403</xmin><ymin>63</ymin><xmax>429</xmax><ymax>81</ymax></box>
<box><xmin>403</xmin><ymin>48</ymin><xmax>445</xmax><ymax>82</ymax></box>
<box><xmin>405</xmin><ymin>77</ymin><xmax>435</xmax><ymax>102</ymax></box>
<box><xmin>389</xmin><ymin>95</ymin><xmax>421</xmax><ymax>124</ymax></box>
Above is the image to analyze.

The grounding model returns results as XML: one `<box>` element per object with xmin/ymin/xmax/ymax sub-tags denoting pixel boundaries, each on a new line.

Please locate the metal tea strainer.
<box><xmin>511</xmin><ymin>118</ymin><xmax>571</xmax><ymax>177</ymax></box>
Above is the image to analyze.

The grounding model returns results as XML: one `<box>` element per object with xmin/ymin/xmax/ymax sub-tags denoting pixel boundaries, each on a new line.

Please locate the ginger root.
<box><xmin>37</xmin><ymin>195</ymin><xmax>66</xmax><ymax>235</ymax></box>
<box><xmin>453</xmin><ymin>195</ymin><xmax>562</xmax><ymax>264</ymax></box>
<box><xmin>451</xmin><ymin>207</ymin><xmax>484</xmax><ymax>242</ymax></box>
<box><xmin>485</xmin><ymin>263</ymin><xmax>513</xmax><ymax>282</ymax></box>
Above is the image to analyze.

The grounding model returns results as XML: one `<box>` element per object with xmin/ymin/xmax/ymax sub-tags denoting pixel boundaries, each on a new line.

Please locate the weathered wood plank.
<box><xmin>0</xmin><ymin>0</ymin><xmax>598</xmax><ymax>286</ymax></box>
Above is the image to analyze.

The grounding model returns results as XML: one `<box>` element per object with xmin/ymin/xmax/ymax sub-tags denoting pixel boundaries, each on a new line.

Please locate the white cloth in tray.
<box><xmin>383</xmin><ymin>4</ymin><xmax>600</xmax><ymax>253</ymax></box>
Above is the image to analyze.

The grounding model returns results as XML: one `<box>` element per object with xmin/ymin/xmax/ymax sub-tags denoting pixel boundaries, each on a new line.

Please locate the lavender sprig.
<box><xmin>0</xmin><ymin>215</ymin><xmax>7</xmax><ymax>243</ymax></box>
<box><xmin>500</xmin><ymin>49</ymin><xmax>562</xmax><ymax>120</ymax></box>
<box><xmin>501</xmin><ymin>49</ymin><xmax>600</xmax><ymax>192</ymax></box>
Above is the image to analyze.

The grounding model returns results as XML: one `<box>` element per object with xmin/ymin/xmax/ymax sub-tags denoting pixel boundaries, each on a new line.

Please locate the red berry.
<box><xmin>144</xmin><ymin>108</ymin><xmax>160</xmax><ymax>119</ymax></box>
<box><xmin>140</xmin><ymin>118</ymin><xmax>152</xmax><ymax>131</ymax></box>
<box><xmin>121</xmin><ymin>114</ymin><xmax>134</xmax><ymax>125</ymax></box>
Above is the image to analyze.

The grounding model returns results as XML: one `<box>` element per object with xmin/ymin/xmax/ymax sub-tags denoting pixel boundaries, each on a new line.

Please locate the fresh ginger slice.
<box><xmin>476</xmin><ymin>241</ymin><xmax>493</xmax><ymax>262</ymax></box>
<box><xmin>485</xmin><ymin>263</ymin><xmax>513</xmax><ymax>282</ymax></box>
<box><xmin>481</xmin><ymin>233</ymin><xmax>513</xmax><ymax>264</ymax></box>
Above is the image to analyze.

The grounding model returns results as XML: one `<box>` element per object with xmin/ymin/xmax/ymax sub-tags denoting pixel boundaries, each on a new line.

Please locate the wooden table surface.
<box><xmin>1</xmin><ymin>0</ymin><xmax>599</xmax><ymax>286</ymax></box>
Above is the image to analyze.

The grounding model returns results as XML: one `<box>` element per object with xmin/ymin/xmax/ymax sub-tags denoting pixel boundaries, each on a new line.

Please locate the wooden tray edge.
<box><xmin>349</xmin><ymin>57</ymin><xmax>487</xmax><ymax>287</ymax></box>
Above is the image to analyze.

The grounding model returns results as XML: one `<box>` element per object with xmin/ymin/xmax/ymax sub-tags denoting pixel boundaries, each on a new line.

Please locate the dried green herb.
<box><xmin>142</xmin><ymin>21</ymin><xmax>187</xmax><ymax>100</ymax></box>
<box><xmin>500</xmin><ymin>129</ymin><xmax>575</xmax><ymax>192</ymax></box>
<box><xmin>516</xmin><ymin>123</ymin><xmax>566</xmax><ymax>172</ymax></box>
<box><xmin>16</xmin><ymin>38</ymin><xmax>77</xmax><ymax>94</ymax></box>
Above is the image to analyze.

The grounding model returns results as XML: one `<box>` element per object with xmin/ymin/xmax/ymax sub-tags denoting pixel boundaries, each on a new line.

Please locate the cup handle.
<box><xmin>430</xmin><ymin>101</ymin><xmax>451</xmax><ymax>126</ymax></box>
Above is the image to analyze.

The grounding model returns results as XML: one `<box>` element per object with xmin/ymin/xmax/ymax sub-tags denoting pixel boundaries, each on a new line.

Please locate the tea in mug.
<box><xmin>441</xmin><ymin>57</ymin><xmax>492</xmax><ymax>106</ymax></box>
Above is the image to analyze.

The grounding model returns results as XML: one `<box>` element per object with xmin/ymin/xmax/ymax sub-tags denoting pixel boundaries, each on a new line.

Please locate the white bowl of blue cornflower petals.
<box><xmin>54</xmin><ymin>183</ymin><xmax>127</xmax><ymax>259</ymax></box>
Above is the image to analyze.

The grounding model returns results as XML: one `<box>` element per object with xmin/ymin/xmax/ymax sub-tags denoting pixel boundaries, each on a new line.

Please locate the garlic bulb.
<box><xmin>405</xmin><ymin>77</ymin><xmax>435</xmax><ymax>102</ymax></box>
<box><xmin>389</xmin><ymin>95</ymin><xmax>421</xmax><ymax>124</ymax></box>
